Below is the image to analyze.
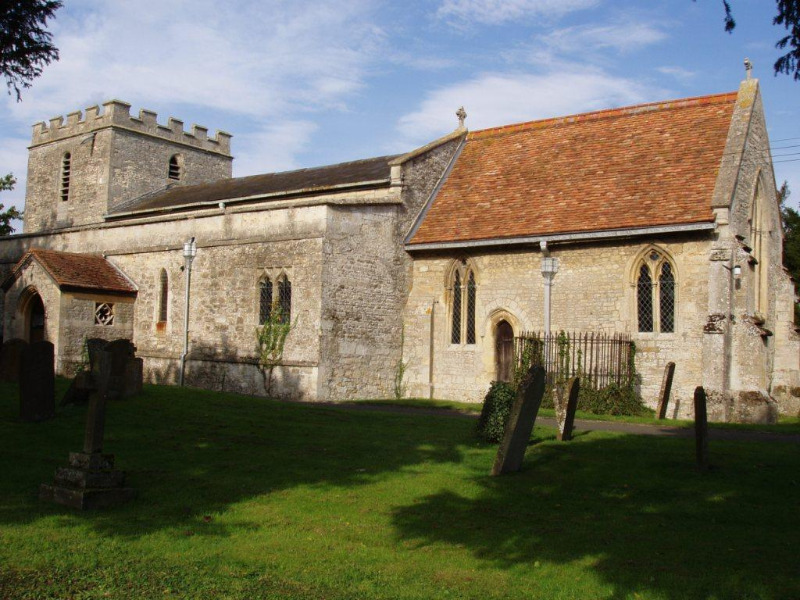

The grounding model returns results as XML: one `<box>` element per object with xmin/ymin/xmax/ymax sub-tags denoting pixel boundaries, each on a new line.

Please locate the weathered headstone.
<box><xmin>123</xmin><ymin>357</ymin><xmax>143</xmax><ymax>398</ymax></box>
<box><xmin>555</xmin><ymin>377</ymin><xmax>580</xmax><ymax>442</ymax></box>
<box><xmin>694</xmin><ymin>386</ymin><xmax>709</xmax><ymax>470</ymax></box>
<box><xmin>40</xmin><ymin>345</ymin><xmax>136</xmax><ymax>509</ymax></box>
<box><xmin>19</xmin><ymin>341</ymin><xmax>55</xmax><ymax>422</ymax></box>
<box><xmin>0</xmin><ymin>338</ymin><xmax>28</xmax><ymax>382</ymax></box>
<box><xmin>85</xmin><ymin>338</ymin><xmax>109</xmax><ymax>371</ymax></box>
<box><xmin>101</xmin><ymin>339</ymin><xmax>137</xmax><ymax>400</ymax></box>
<box><xmin>656</xmin><ymin>362</ymin><xmax>676</xmax><ymax>420</ymax></box>
<box><xmin>491</xmin><ymin>365</ymin><xmax>546</xmax><ymax>476</ymax></box>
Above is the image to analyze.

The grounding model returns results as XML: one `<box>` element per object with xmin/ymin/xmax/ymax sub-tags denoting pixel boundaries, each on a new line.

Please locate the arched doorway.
<box><xmin>26</xmin><ymin>293</ymin><xmax>45</xmax><ymax>343</ymax></box>
<box><xmin>495</xmin><ymin>320</ymin><xmax>514</xmax><ymax>382</ymax></box>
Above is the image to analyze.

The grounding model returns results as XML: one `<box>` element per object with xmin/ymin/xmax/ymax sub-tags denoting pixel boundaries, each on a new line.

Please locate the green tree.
<box><xmin>1</xmin><ymin>1</ymin><xmax>62</xmax><ymax>100</ymax></box>
<box><xmin>708</xmin><ymin>1</ymin><xmax>800</xmax><ymax>80</ymax></box>
<box><xmin>255</xmin><ymin>305</ymin><xmax>295</xmax><ymax>397</ymax></box>
<box><xmin>0</xmin><ymin>173</ymin><xmax>22</xmax><ymax>235</ymax></box>
<box><xmin>778</xmin><ymin>182</ymin><xmax>800</xmax><ymax>322</ymax></box>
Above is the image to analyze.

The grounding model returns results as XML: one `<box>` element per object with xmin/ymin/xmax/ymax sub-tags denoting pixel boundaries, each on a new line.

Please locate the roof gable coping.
<box><xmin>388</xmin><ymin>129</ymin><xmax>467</xmax><ymax>166</ymax></box>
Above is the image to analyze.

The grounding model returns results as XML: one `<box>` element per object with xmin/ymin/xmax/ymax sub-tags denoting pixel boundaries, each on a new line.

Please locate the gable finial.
<box><xmin>456</xmin><ymin>106</ymin><xmax>467</xmax><ymax>130</ymax></box>
<box><xmin>744</xmin><ymin>57</ymin><xmax>753</xmax><ymax>79</ymax></box>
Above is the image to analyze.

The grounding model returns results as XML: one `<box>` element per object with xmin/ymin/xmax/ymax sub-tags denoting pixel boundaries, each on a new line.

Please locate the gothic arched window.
<box><xmin>636</xmin><ymin>249</ymin><xmax>675</xmax><ymax>333</ymax></box>
<box><xmin>158</xmin><ymin>269</ymin><xmax>169</xmax><ymax>323</ymax></box>
<box><xmin>259</xmin><ymin>277</ymin><xmax>273</xmax><ymax>325</ymax></box>
<box><xmin>277</xmin><ymin>274</ymin><xmax>292</xmax><ymax>324</ymax></box>
<box><xmin>449</xmin><ymin>261</ymin><xmax>477</xmax><ymax>345</ymax></box>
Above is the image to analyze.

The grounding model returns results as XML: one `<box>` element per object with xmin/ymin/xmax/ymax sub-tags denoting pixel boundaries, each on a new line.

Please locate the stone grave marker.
<box><xmin>656</xmin><ymin>362</ymin><xmax>676</xmax><ymax>420</ymax></box>
<box><xmin>0</xmin><ymin>338</ymin><xmax>28</xmax><ymax>382</ymax></box>
<box><xmin>694</xmin><ymin>386</ymin><xmax>709</xmax><ymax>470</ymax></box>
<box><xmin>555</xmin><ymin>377</ymin><xmax>580</xmax><ymax>442</ymax></box>
<box><xmin>101</xmin><ymin>339</ymin><xmax>138</xmax><ymax>400</ymax></box>
<box><xmin>61</xmin><ymin>338</ymin><xmax>110</xmax><ymax>406</ymax></box>
<box><xmin>491</xmin><ymin>365</ymin><xmax>546</xmax><ymax>476</ymax></box>
<box><xmin>19</xmin><ymin>341</ymin><xmax>55</xmax><ymax>422</ymax></box>
<box><xmin>40</xmin><ymin>345</ymin><xmax>136</xmax><ymax>509</ymax></box>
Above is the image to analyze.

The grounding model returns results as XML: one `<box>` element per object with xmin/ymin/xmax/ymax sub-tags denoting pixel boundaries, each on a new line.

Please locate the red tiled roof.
<box><xmin>409</xmin><ymin>92</ymin><xmax>738</xmax><ymax>246</ymax></box>
<box><xmin>2</xmin><ymin>249</ymin><xmax>137</xmax><ymax>296</ymax></box>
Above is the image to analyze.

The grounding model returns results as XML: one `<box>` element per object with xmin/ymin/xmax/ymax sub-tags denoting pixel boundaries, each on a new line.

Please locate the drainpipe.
<box><xmin>179</xmin><ymin>237</ymin><xmax>197</xmax><ymax>386</ymax></box>
<box><xmin>429</xmin><ymin>298</ymin><xmax>437</xmax><ymax>400</ymax></box>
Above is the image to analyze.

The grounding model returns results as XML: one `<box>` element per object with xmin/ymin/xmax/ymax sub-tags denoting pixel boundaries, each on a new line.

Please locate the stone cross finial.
<box><xmin>744</xmin><ymin>57</ymin><xmax>753</xmax><ymax>79</ymax></box>
<box><xmin>456</xmin><ymin>106</ymin><xmax>467</xmax><ymax>129</ymax></box>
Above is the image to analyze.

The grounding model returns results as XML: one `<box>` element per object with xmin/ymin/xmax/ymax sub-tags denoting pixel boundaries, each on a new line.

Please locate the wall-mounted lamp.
<box><xmin>723</xmin><ymin>264</ymin><xmax>742</xmax><ymax>278</ymax></box>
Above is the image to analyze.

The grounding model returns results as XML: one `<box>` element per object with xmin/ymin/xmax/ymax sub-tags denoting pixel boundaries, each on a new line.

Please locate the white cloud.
<box><xmin>540</xmin><ymin>22</ymin><xmax>667</xmax><ymax>53</ymax></box>
<box><xmin>657</xmin><ymin>66</ymin><xmax>697</xmax><ymax>81</ymax></box>
<box><xmin>0</xmin><ymin>0</ymin><xmax>387</xmax><ymax>207</ymax></box>
<box><xmin>0</xmin><ymin>136</ymin><xmax>30</xmax><ymax>229</ymax></box>
<box><xmin>437</xmin><ymin>0</ymin><xmax>599</xmax><ymax>26</ymax></box>
<box><xmin>396</xmin><ymin>69</ymin><xmax>670</xmax><ymax>146</ymax></box>
<box><xmin>233</xmin><ymin>121</ymin><xmax>319</xmax><ymax>177</ymax></box>
<box><xmin>2</xmin><ymin>0</ymin><xmax>383</xmax><ymax>123</ymax></box>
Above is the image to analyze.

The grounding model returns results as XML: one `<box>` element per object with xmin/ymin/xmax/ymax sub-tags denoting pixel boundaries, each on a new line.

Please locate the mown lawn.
<box><xmin>1</xmin><ymin>381</ymin><xmax>798</xmax><ymax>599</ymax></box>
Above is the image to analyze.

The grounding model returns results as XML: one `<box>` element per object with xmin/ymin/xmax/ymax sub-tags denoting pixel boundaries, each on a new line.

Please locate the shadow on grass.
<box><xmin>2</xmin><ymin>380</ymin><xmax>799</xmax><ymax>599</ymax></box>
<box><xmin>0</xmin><ymin>380</ymin><xmax>466</xmax><ymax>538</ymax></box>
<box><xmin>391</xmin><ymin>431</ymin><xmax>800</xmax><ymax>600</ymax></box>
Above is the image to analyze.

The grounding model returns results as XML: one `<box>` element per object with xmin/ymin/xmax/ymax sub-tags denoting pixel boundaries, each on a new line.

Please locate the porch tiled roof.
<box><xmin>409</xmin><ymin>92</ymin><xmax>737</xmax><ymax>246</ymax></box>
<box><xmin>2</xmin><ymin>249</ymin><xmax>137</xmax><ymax>296</ymax></box>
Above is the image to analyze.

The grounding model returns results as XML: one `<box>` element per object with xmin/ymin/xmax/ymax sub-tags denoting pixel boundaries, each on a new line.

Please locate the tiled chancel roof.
<box><xmin>2</xmin><ymin>249</ymin><xmax>137</xmax><ymax>296</ymax></box>
<box><xmin>408</xmin><ymin>92</ymin><xmax>738</xmax><ymax>246</ymax></box>
<box><xmin>111</xmin><ymin>154</ymin><xmax>399</xmax><ymax>215</ymax></box>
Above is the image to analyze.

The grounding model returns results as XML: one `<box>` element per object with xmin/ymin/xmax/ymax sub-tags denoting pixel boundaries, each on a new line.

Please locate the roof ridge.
<box><xmin>469</xmin><ymin>91</ymin><xmax>738</xmax><ymax>139</ymax></box>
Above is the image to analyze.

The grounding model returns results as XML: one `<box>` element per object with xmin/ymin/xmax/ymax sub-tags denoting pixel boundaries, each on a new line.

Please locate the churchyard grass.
<box><xmin>1</xmin><ymin>381</ymin><xmax>798</xmax><ymax>599</ymax></box>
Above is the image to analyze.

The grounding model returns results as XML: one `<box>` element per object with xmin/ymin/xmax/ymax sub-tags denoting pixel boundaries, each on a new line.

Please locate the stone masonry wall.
<box><xmin>58</xmin><ymin>292</ymin><xmax>135</xmax><ymax>375</ymax></box>
<box><xmin>24</xmin><ymin>129</ymin><xmax>114</xmax><ymax>233</ymax></box>
<box><xmin>403</xmin><ymin>236</ymin><xmax>712</xmax><ymax>415</ymax></box>
<box><xmin>3</xmin><ymin>260</ymin><xmax>62</xmax><ymax>356</ymax></box>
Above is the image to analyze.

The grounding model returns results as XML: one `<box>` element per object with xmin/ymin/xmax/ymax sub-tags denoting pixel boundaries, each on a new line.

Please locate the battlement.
<box><xmin>30</xmin><ymin>100</ymin><xmax>232</xmax><ymax>155</ymax></box>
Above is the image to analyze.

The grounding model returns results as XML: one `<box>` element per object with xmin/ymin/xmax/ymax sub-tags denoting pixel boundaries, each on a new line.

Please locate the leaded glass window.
<box><xmin>466</xmin><ymin>271</ymin><xmax>476</xmax><ymax>344</ymax></box>
<box><xmin>259</xmin><ymin>278</ymin><xmax>273</xmax><ymax>324</ymax></box>
<box><xmin>659</xmin><ymin>262</ymin><xmax>675</xmax><ymax>333</ymax></box>
<box><xmin>637</xmin><ymin>265</ymin><xmax>653</xmax><ymax>332</ymax></box>
<box><xmin>449</xmin><ymin>262</ymin><xmax>477</xmax><ymax>345</ymax></box>
<box><xmin>278</xmin><ymin>276</ymin><xmax>291</xmax><ymax>323</ymax></box>
<box><xmin>451</xmin><ymin>270</ymin><xmax>461</xmax><ymax>344</ymax></box>
<box><xmin>636</xmin><ymin>249</ymin><xmax>676</xmax><ymax>334</ymax></box>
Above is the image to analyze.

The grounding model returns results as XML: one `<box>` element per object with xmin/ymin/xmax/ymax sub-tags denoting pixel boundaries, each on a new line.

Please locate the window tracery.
<box><xmin>635</xmin><ymin>249</ymin><xmax>675</xmax><ymax>333</ymax></box>
<box><xmin>449</xmin><ymin>261</ymin><xmax>477</xmax><ymax>345</ymax></box>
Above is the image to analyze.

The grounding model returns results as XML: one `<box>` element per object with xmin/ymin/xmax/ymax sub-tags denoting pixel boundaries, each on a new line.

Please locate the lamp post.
<box><xmin>540</xmin><ymin>241</ymin><xmax>559</xmax><ymax>370</ymax></box>
<box><xmin>179</xmin><ymin>237</ymin><xmax>197</xmax><ymax>387</ymax></box>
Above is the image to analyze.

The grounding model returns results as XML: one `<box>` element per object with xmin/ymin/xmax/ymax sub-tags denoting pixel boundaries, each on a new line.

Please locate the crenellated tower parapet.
<box><xmin>23</xmin><ymin>100</ymin><xmax>234</xmax><ymax>233</ymax></box>
<box><xmin>31</xmin><ymin>100</ymin><xmax>232</xmax><ymax>156</ymax></box>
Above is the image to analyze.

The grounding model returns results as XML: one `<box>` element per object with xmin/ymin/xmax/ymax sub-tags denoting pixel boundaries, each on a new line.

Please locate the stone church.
<box><xmin>1</xmin><ymin>75</ymin><xmax>798</xmax><ymax>420</ymax></box>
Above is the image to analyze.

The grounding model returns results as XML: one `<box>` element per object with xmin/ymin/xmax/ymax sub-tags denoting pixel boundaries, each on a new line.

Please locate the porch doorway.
<box><xmin>27</xmin><ymin>293</ymin><xmax>45</xmax><ymax>343</ymax></box>
<box><xmin>495</xmin><ymin>320</ymin><xmax>514</xmax><ymax>382</ymax></box>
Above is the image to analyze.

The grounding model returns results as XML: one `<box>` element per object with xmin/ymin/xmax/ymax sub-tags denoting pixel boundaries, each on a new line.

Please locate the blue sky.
<box><xmin>1</xmin><ymin>0</ymin><xmax>799</xmax><ymax>222</ymax></box>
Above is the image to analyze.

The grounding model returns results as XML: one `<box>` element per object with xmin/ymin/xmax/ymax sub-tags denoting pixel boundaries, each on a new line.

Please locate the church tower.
<box><xmin>23</xmin><ymin>100</ymin><xmax>232</xmax><ymax>233</ymax></box>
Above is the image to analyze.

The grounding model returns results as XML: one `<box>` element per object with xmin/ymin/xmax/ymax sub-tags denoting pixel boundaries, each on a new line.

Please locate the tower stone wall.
<box><xmin>24</xmin><ymin>100</ymin><xmax>232</xmax><ymax>232</ymax></box>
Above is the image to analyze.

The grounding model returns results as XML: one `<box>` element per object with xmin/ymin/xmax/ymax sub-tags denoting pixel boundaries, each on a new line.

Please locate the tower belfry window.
<box><xmin>168</xmin><ymin>154</ymin><xmax>182</xmax><ymax>181</ymax></box>
<box><xmin>60</xmin><ymin>153</ymin><xmax>71</xmax><ymax>201</ymax></box>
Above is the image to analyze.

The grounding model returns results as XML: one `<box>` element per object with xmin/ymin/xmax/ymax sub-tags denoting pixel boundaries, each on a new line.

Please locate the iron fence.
<box><xmin>514</xmin><ymin>331</ymin><xmax>635</xmax><ymax>389</ymax></box>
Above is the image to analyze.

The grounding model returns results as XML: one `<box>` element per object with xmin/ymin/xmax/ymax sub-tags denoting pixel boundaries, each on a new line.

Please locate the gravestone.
<box><xmin>40</xmin><ymin>344</ymin><xmax>136</xmax><ymax>509</ymax></box>
<box><xmin>555</xmin><ymin>377</ymin><xmax>580</xmax><ymax>442</ymax></box>
<box><xmin>19</xmin><ymin>341</ymin><xmax>55</xmax><ymax>422</ymax></box>
<box><xmin>61</xmin><ymin>338</ymin><xmax>110</xmax><ymax>406</ymax></box>
<box><xmin>0</xmin><ymin>338</ymin><xmax>28</xmax><ymax>382</ymax></box>
<box><xmin>656</xmin><ymin>362</ymin><xmax>676</xmax><ymax>420</ymax></box>
<box><xmin>101</xmin><ymin>339</ymin><xmax>138</xmax><ymax>400</ymax></box>
<box><xmin>694</xmin><ymin>386</ymin><xmax>709</xmax><ymax>470</ymax></box>
<box><xmin>491</xmin><ymin>365</ymin><xmax>546</xmax><ymax>476</ymax></box>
